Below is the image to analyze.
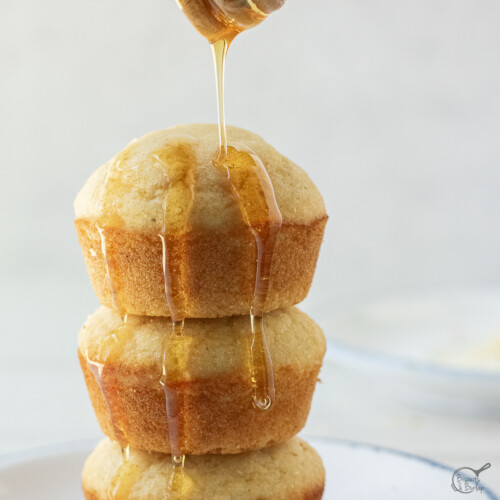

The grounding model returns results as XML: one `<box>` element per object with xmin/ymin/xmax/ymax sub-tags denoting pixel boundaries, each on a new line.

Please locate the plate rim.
<box><xmin>306</xmin><ymin>288</ymin><xmax>500</xmax><ymax>381</ymax></box>
<box><xmin>326</xmin><ymin>339</ymin><xmax>500</xmax><ymax>380</ymax></box>
<box><xmin>309</xmin><ymin>436</ymin><xmax>498</xmax><ymax>499</ymax></box>
<box><xmin>0</xmin><ymin>437</ymin><xmax>497</xmax><ymax>499</ymax></box>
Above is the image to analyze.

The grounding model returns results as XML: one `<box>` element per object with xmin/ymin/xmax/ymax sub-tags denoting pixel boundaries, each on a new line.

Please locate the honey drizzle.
<box><xmin>85</xmin><ymin>317</ymin><xmax>141</xmax><ymax>499</ymax></box>
<box><xmin>85</xmin><ymin>333</ymin><xmax>125</xmax><ymax>446</ymax></box>
<box><xmin>151</xmin><ymin>138</ymin><xmax>197</xmax><ymax>494</ymax></box>
<box><xmin>91</xmin><ymin>135</ymin><xmax>196</xmax><ymax>497</ymax></box>
<box><xmin>209</xmin><ymin>19</ymin><xmax>283</xmax><ymax>409</ymax></box>
<box><xmin>214</xmin><ymin>144</ymin><xmax>282</xmax><ymax>409</ymax></box>
<box><xmin>86</xmin><ymin>1</ymin><xmax>285</xmax><ymax>496</ymax></box>
<box><xmin>95</xmin><ymin>150</ymin><xmax>137</xmax><ymax>318</ymax></box>
<box><xmin>211</xmin><ymin>39</ymin><xmax>228</xmax><ymax>153</ymax></box>
<box><xmin>96</xmin><ymin>227</ymin><xmax>124</xmax><ymax>318</ymax></box>
<box><xmin>89</xmin><ymin>154</ymin><xmax>148</xmax><ymax>499</ymax></box>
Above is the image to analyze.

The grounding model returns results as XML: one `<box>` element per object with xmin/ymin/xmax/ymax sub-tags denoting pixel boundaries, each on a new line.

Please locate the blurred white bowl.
<box><xmin>306</xmin><ymin>288</ymin><xmax>500</xmax><ymax>418</ymax></box>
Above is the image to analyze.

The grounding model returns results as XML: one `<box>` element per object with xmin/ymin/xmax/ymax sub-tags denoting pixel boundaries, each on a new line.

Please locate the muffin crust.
<box><xmin>79</xmin><ymin>306</ymin><xmax>326</xmax><ymax>454</ymax></box>
<box><xmin>74</xmin><ymin>124</ymin><xmax>327</xmax><ymax>318</ymax></box>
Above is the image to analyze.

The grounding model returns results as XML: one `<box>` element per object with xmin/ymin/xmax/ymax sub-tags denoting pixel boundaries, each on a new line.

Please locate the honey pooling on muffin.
<box><xmin>152</xmin><ymin>135</ymin><xmax>198</xmax><ymax>326</ymax></box>
<box><xmin>107</xmin><ymin>446</ymin><xmax>141</xmax><ymax>499</ymax></box>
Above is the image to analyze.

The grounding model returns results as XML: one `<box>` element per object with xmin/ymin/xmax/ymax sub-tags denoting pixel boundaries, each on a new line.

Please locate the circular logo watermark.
<box><xmin>451</xmin><ymin>463</ymin><xmax>491</xmax><ymax>494</ymax></box>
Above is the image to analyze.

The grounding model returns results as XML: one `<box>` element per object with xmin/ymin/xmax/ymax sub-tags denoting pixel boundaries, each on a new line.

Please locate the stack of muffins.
<box><xmin>74</xmin><ymin>124</ymin><xmax>328</xmax><ymax>499</ymax></box>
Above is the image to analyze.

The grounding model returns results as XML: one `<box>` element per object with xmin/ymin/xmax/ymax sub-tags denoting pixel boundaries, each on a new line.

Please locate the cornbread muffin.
<box><xmin>74</xmin><ymin>124</ymin><xmax>327</xmax><ymax>318</ymax></box>
<box><xmin>82</xmin><ymin>437</ymin><xmax>325</xmax><ymax>500</ymax></box>
<box><xmin>79</xmin><ymin>306</ymin><xmax>326</xmax><ymax>455</ymax></box>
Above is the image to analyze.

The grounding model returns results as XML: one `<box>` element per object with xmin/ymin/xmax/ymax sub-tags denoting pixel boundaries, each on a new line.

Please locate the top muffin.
<box><xmin>74</xmin><ymin>124</ymin><xmax>327</xmax><ymax>318</ymax></box>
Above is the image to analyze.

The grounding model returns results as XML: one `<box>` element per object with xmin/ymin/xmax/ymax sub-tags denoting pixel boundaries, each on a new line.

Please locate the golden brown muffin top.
<box><xmin>83</xmin><ymin>437</ymin><xmax>324</xmax><ymax>500</ymax></box>
<box><xmin>74</xmin><ymin>124</ymin><xmax>326</xmax><ymax>232</ymax></box>
<box><xmin>78</xmin><ymin>306</ymin><xmax>326</xmax><ymax>380</ymax></box>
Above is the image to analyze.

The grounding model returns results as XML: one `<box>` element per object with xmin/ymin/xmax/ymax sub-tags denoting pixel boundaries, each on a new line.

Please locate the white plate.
<box><xmin>0</xmin><ymin>438</ymin><xmax>497</xmax><ymax>499</ymax></box>
<box><xmin>306</xmin><ymin>289</ymin><xmax>500</xmax><ymax>416</ymax></box>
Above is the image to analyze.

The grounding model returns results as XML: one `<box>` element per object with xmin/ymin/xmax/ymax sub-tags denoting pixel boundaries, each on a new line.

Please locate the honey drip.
<box><xmin>214</xmin><ymin>144</ymin><xmax>282</xmax><ymax>409</ymax></box>
<box><xmin>90</xmin><ymin>146</ymin><xmax>142</xmax><ymax>457</ymax></box>
<box><xmin>93</xmin><ymin>136</ymin><xmax>198</xmax><ymax>496</ymax></box>
<box><xmin>92</xmin><ymin>141</ymin><xmax>193</xmax><ymax>497</ymax></box>
<box><xmin>212</xmin><ymin>39</ymin><xmax>228</xmax><ymax>152</ymax></box>
<box><xmin>208</xmin><ymin>14</ymin><xmax>283</xmax><ymax>409</ymax></box>
<box><xmin>85</xmin><ymin>317</ymin><xmax>141</xmax><ymax>499</ymax></box>
<box><xmin>85</xmin><ymin>319</ymin><xmax>131</xmax><ymax>446</ymax></box>
<box><xmin>152</xmin><ymin>137</ymin><xmax>197</xmax><ymax>494</ymax></box>
<box><xmin>96</xmin><ymin>148</ymin><xmax>139</xmax><ymax>318</ymax></box>
<box><xmin>190</xmin><ymin>0</ymin><xmax>285</xmax><ymax>410</ymax></box>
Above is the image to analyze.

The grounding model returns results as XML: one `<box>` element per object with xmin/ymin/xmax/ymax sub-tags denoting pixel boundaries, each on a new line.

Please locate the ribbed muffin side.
<box><xmin>75</xmin><ymin>217</ymin><xmax>326</xmax><ymax>318</ymax></box>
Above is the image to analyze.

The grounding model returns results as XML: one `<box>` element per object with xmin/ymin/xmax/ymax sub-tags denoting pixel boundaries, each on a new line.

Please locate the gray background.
<box><xmin>0</xmin><ymin>0</ymin><xmax>499</xmax><ymax>456</ymax></box>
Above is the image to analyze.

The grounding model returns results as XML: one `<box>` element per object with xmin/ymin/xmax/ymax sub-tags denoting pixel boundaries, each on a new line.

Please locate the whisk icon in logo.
<box><xmin>451</xmin><ymin>463</ymin><xmax>491</xmax><ymax>494</ymax></box>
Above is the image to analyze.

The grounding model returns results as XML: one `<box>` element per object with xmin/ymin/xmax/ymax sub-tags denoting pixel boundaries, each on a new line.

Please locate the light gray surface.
<box><xmin>0</xmin><ymin>0</ymin><xmax>499</xmax><ymax>487</ymax></box>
